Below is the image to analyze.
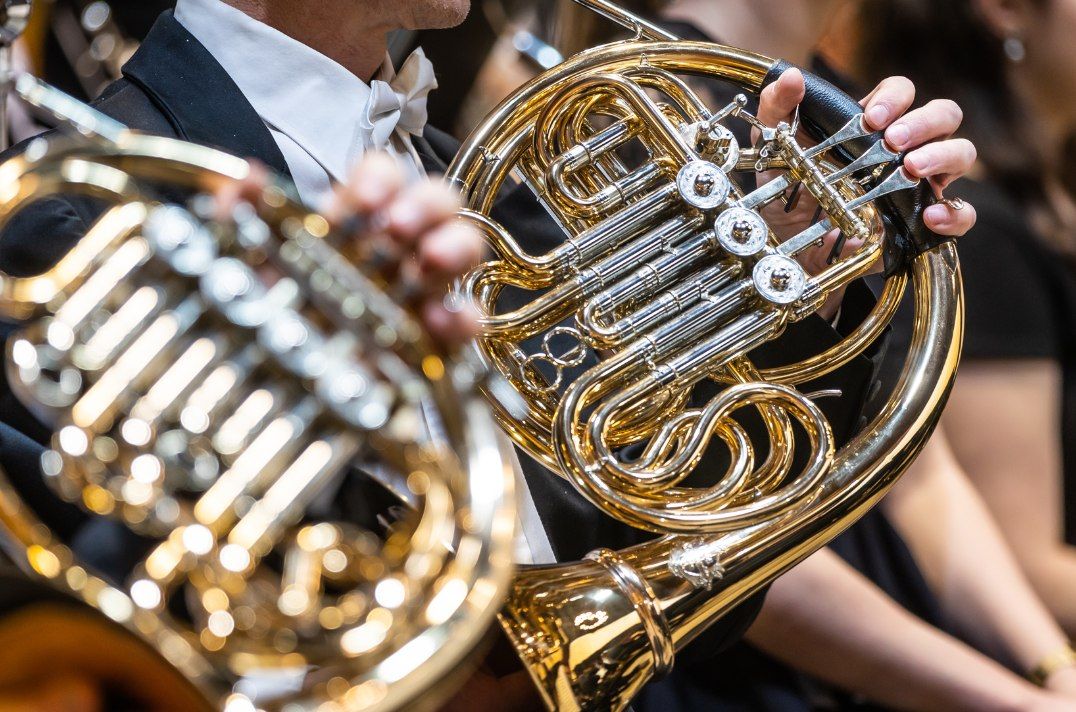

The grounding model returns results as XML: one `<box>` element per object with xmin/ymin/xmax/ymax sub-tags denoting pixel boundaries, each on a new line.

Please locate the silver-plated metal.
<box><xmin>667</xmin><ymin>538</ymin><xmax>726</xmax><ymax>590</ymax></box>
<box><xmin>449</xmin><ymin>4</ymin><xmax>963</xmax><ymax>708</ymax></box>
<box><xmin>715</xmin><ymin>206</ymin><xmax>767</xmax><ymax>256</ymax></box>
<box><xmin>675</xmin><ymin>160</ymin><xmax>730</xmax><ymax>210</ymax></box>
<box><xmin>753</xmin><ymin>254</ymin><xmax>807</xmax><ymax>304</ymax></box>
<box><xmin>0</xmin><ymin>79</ymin><xmax>517</xmax><ymax>712</ymax></box>
<box><xmin>0</xmin><ymin>2</ymin><xmax>31</xmax><ymax>151</ymax></box>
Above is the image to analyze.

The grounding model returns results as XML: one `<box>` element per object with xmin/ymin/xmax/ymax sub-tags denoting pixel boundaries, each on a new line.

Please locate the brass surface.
<box><xmin>0</xmin><ymin>79</ymin><xmax>517</xmax><ymax>711</ymax></box>
<box><xmin>449</xmin><ymin>1</ymin><xmax>963</xmax><ymax>709</ymax></box>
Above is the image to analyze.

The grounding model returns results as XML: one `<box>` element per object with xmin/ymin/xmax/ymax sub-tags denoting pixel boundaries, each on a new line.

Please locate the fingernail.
<box><xmin>924</xmin><ymin>204</ymin><xmax>949</xmax><ymax>224</ymax></box>
<box><xmin>904</xmin><ymin>153</ymin><xmax>929</xmax><ymax>176</ymax></box>
<box><xmin>887</xmin><ymin>123</ymin><xmax>911</xmax><ymax>148</ymax></box>
<box><xmin>867</xmin><ymin>104</ymin><xmax>889</xmax><ymax>128</ymax></box>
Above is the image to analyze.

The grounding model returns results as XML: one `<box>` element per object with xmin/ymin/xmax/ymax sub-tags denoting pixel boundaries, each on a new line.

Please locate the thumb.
<box><xmin>755</xmin><ymin>67</ymin><xmax>805</xmax><ymax>131</ymax></box>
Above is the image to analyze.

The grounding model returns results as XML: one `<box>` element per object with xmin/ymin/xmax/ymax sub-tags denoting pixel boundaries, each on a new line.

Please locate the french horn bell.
<box><xmin>450</xmin><ymin>1</ymin><xmax>963</xmax><ymax>709</ymax></box>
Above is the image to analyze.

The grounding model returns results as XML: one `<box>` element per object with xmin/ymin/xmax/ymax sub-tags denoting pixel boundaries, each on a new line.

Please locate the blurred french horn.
<box><xmin>451</xmin><ymin>0</ymin><xmax>963</xmax><ymax>709</ymax></box>
<box><xmin>0</xmin><ymin>76</ymin><xmax>517</xmax><ymax>711</ymax></box>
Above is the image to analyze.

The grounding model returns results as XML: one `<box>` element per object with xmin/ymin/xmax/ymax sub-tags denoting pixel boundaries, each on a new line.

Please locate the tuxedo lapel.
<box><xmin>119</xmin><ymin>14</ymin><xmax>469</xmax><ymax>184</ymax></box>
<box><xmin>115</xmin><ymin>18</ymin><xmax>627</xmax><ymax>562</ymax></box>
<box><xmin>413</xmin><ymin>126</ymin><xmax>456</xmax><ymax>174</ymax></box>
<box><xmin>119</xmin><ymin>11</ymin><xmax>292</xmax><ymax>178</ymax></box>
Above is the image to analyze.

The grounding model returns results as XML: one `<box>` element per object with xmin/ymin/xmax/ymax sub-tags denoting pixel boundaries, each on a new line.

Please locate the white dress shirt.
<box><xmin>173</xmin><ymin>0</ymin><xmax>557</xmax><ymax>565</ymax></box>
<box><xmin>174</xmin><ymin>0</ymin><xmax>428</xmax><ymax>207</ymax></box>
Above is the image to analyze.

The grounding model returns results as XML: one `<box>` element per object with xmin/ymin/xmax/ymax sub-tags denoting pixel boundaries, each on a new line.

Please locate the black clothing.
<box><xmin>884</xmin><ymin>177</ymin><xmax>1076</xmax><ymax>545</ymax></box>
<box><xmin>0</xmin><ymin>10</ymin><xmax>778</xmax><ymax>655</ymax></box>
<box><xmin>628</xmin><ymin>18</ymin><xmax>955</xmax><ymax>712</ymax></box>
<box><xmin>40</xmin><ymin>0</ymin><xmax>176</xmax><ymax>101</ymax></box>
<box><xmin>961</xmin><ymin>179</ymin><xmax>1076</xmax><ymax>544</ymax></box>
<box><xmin>0</xmin><ymin>10</ymin><xmax>879</xmax><ymax>695</ymax></box>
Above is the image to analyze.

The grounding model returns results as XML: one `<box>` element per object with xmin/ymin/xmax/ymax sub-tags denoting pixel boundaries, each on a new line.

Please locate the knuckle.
<box><xmin>903</xmin><ymin>113</ymin><xmax>926</xmax><ymax>138</ymax></box>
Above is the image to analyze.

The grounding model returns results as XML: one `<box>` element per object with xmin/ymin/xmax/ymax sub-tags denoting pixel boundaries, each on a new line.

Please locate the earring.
<box><xmin>1004</xmin><ymin>35</ymin><xmax>1026</xmax><ymax>62</ymax></box>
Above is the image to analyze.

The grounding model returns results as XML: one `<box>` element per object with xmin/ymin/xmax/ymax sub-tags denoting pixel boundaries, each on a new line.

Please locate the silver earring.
<box><xmin>1004</xmin><ymin>36</ymin><xmax>1026</xmax><ymax>62</ymax></box>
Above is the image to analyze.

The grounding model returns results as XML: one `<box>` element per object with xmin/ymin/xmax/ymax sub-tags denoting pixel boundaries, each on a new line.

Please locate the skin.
<box><xmin>0</xmin><ymin>0</ymin><xmax>988</xmax><ymax>708</ymax></box>
<box><xmin>752</xmin><ymin>548</ymin><xmax>1074</xmax><ymax>712</ymax></box>
<box><xmin>885</xmin><ymin>430</ymin><xmax>1076</xmax><ymax>697</ymax></box>
<box><xmin>664</xmin><ymin>0</ymin><xmax>974</xmax><ymax>318</ymax></box>
<box><xmin>940</xmin><ymin>0</ymin><xmax>1076</xmax><ymax>641</ymax></box>
<box><xmin>216</xmin><ymin>153</ymin><xmax>485</xmax><ymax>345</ymax></box>
<box><xmin>975</xmin><ymin>0</ymin><xmax>1076</xmax><ymax>167</ymax></box>
<box><xmin>224</xmin><ymin>0</ymin><xmax>472</xmax><ymax>80</ymax></box>
<box><xmin>665</xmin><ymin>0</ymin><xmax>977</xmax><ymax>235</ymax></box>
<box><xmin>754</xmin><ymin>67</ymin><xmax>975</xmax><ymax>318</ymax></box>
<box><xmin>660</xmin><ymin>0</ymin><xmax>1076</xmax><ymax>706</ymax></box>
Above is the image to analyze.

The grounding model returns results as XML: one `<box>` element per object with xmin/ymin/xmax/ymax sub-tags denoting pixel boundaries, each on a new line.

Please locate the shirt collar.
<box><xmin>120</xmin><ymin>11</ymin><xmax>292</xmax><ymax>177</ymax></box>
<box><xmin>174</xmin><ymin>0</ymin><xmax>402</xmax><ymax>185</ymax></box>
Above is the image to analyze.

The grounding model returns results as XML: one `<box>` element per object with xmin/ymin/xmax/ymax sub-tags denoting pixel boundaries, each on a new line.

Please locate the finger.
<box><xmin>756</xmin><ymin>67</ymin><xmax>805</xmax><ymax>130</ymax></box>
<box><xmin>417</xmin><ymin>220</ymin><xmax>484</xmax><ymax>286</ymax></box>
<box><xmin>324</xmin><ymin>152</ymin><xmax>406</xmax><ymax>223</ymax></box>
<box><xmin>924</xmin><ymin>201</ymin><xmax>977</xmax><ymax>237</ymax></box>
<box><xmin>422</xmin><ymin>298</ymin><xmax>480</xmax><ymax>346</ymax></box>
<box><xmin>859</xmin><ymin>75</ymin><xmax>915</xmax><ymax>130</ymax></box>
<box><xmin>884</xmin><ymin>99</ymin><xmax>963</xmax><ymax>152</ymax></box>
<box><xmin>753</xmin><ymin>68</ymin><xmax>805</xmax><ymax>192</ymax></box>
<box><xmin>904</xmin><ymin>138</ymin><xmax>977</xmax><ymax>181</ymax></box>
<box><xmin>385</xmin><ymin>180</ymin><xmax>463</xmax><ymax>246</ymax></box>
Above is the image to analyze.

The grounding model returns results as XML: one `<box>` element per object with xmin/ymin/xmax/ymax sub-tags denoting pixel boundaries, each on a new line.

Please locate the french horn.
<box><xmin>0</xmin><ymin>76</ymin><xmax>517</xmax><ymax>711</ymax></box>
<box><xmin>450</xmin><ymin>0</ymin><xmax>963</xmax><ymax>709</ymax></box>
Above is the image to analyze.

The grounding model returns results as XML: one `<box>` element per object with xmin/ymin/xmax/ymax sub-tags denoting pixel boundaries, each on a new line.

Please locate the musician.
<box><xmin>859</xmin><ymin>0</ymin><xmax>1076</xmax><ymax>668</ymax></box>
<box><xmin>0</xmin><ymin>0</ymin><xmax>976</xmax><ymax>707</ymax></box>
<box><xmin>533</xmin><ymin>0</ymin><xmax>1076</xmax><ymax>709</ymax></box>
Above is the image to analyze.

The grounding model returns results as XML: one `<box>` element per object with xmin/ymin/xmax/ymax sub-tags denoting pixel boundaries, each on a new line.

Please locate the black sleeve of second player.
<box><xmin>880</xmin><ymin>178</ymin><xmax>1060</xmax><ymax>396</ymax></box>
<box><xmin>957</xmin><ymin>184</ymin><xmax>1060</xmax><ymax>361</ymax></box>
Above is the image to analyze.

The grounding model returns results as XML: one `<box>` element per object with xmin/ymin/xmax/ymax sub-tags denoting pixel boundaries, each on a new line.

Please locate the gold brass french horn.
<box><xmin>450</xmin><ymin>0</ymin><xmax>963</xmax><ymax>709</ymax></box>
<box><xmin>0</xmin><ymin>77</ymin><xmax>517</xmax><ymax>711</ymax></box>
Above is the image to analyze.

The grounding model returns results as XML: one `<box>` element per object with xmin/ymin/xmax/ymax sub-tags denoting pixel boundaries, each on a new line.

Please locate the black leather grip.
<box><xmin>762</xmin><ymin>60</ymin><xmax>946</xmax><ymax>276</ymax></box>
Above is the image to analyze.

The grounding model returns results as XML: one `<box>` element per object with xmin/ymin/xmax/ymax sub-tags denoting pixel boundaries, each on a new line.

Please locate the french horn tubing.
<box><xmin>0</xmin><ymin>76</ymin><xmax>517</xmax><ymax>711</ymax></box>
<box><xmin>449</xmin><ymin>0</ymin><xmax>963</xmax><ymax>709</ymax></box>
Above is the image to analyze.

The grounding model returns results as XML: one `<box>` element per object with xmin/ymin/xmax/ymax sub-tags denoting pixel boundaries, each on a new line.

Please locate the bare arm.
<box><xmin>883</xmin><ymin>428</ymin><xmax>1076</xmax><ymax>693</ymax></box>
<box><xmin>746</xmin><ymin>548</ymin><xmax>1064</xmax><ymax>712</ymax></box>
<box><xmin>942</xmin><ymin>361</ymin><xmax>1076</xmax><ymax>638</ymax></box>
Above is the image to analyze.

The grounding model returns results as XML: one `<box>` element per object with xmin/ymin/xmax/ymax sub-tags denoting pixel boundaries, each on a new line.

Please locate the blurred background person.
<box><xmin>855</xmin><ymin>0</ymin><xmax>1076</xmax><ymax>643</ymax></box>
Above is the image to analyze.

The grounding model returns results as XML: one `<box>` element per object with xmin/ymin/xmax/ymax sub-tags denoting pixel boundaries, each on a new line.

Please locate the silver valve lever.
<box><xmin>777</xmin><ymin>167</ymin><xmax>920</xmax><ymax>258</ymax></box>
<box><xmin>826</xmin><ymin>139</ymin><xmax>902</xmax><ymax>183</ymax></box>
<box><xmin>847</xmin><ymin>167</ymin><xmax>920</xmax><ymax>211</ymax></box>
<box><xmin>805</xmin><ymin>114</ymin><xmax>875</xmax><ymax>158</ymax></box>
<box><xmin>739</xmin><ymin>134</ymin><xmax>901</xmax><ymax>212</ymax></box>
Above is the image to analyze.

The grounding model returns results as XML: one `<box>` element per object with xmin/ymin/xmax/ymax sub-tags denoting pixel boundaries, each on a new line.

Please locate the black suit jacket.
<box><xmin>0</xmin><ymin>11</ymin><xmax>884</xmax><ymax>662</ymax></box>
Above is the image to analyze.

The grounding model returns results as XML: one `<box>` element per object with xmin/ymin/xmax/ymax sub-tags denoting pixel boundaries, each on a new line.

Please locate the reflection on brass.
<box><xmin>449</xmin><ymin>0</ymin><xmax>964</xmax><ymax>709</ymax></box>
<box><xmin>0</xmin><ymin>78</ymin><xmax>517</xmax><ymax>711</ymax></box>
